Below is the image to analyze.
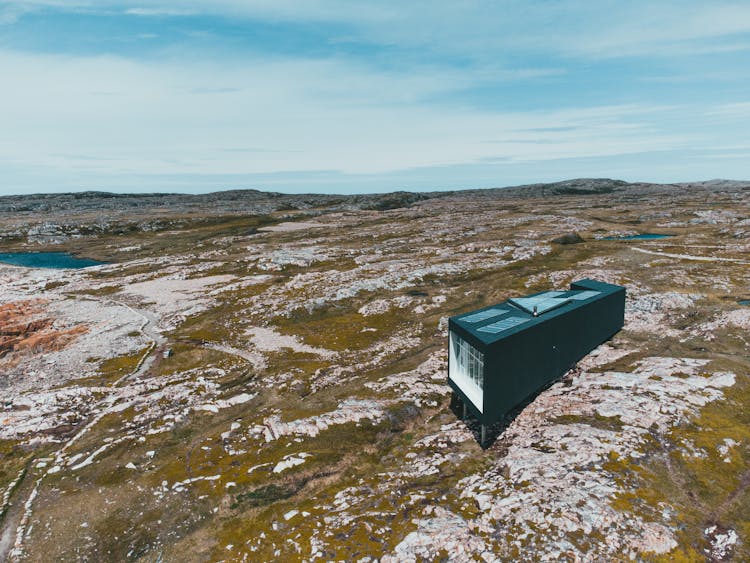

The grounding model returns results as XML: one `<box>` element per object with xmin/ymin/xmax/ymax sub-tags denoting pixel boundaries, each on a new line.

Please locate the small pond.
<box><xmin>602</xmin><ymin>233</ymin><xmax>675</xmax><ymax>241</ymax></box>
<box><xmin>0</xmin><ymin>252</ymin><xmax>106</xmax><ymax>269</ymax></box>
<box><xmin>738</xmin><ymin>299</ymin><xmax>750</xmax><ymax>306</ymax></box>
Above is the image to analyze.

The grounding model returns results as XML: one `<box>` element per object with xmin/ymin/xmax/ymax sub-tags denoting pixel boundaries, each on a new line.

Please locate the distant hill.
<box><xmin>0</xmin><ymin>178</ymin><xmax>747</xmax><ymax>217</ymax></box>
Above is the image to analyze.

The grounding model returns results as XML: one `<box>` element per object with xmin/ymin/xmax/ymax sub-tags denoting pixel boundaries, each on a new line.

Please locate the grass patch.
<box><xmin>231</xmin><ymin>484</ymin><xmax>295</xmax><ymax>509</ymax></box>
<box><xmin>0</xmin><ymin>439</ymin><xmax>35</xmax><ymax>494</ymax></box>
<box><xmin>77</xmin><ymin>285</ymin><xmax>122</xmax><ymax>296</ymax></box>
<box><xmin>73</xmin><ymin>347</ymin><xmax>151</xmax><ymax>386</ymax></box>
<box><xmin>552</xmin><ymin>412</ymin><xmax>625</xmax><ymax>432</ymax></box>
<box><xmin>273</xmin><ymin>305</ymin><xmax>408</xmax><ymax>353</ymax></box>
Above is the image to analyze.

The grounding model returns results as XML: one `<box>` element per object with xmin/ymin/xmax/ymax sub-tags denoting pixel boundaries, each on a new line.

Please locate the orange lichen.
<box><xmin>0</xmin><ymin>299</ymin><xmax>88</xmax><ymax>365</ymax></box>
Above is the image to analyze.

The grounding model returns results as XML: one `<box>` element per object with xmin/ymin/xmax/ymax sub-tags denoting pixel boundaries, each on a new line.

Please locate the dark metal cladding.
<box><xmin>447</xmin><ymin>279</ymin><xmax>626</xmax><ymax>426</ymax></box>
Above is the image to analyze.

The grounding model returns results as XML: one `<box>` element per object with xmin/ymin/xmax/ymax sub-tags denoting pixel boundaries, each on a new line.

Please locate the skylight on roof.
<box><xmin>461</xmin><ymin>308</ymin><xmax>508</xmax><ymax>324</ymax></box>
<box><xmin>533</xmin><ymin>291</ymin><xmax>566</xmax><ymax>299</ymax></box>
<box><xmin>477</xmin><ymin>316</ymin><xmax>529</xmax><ymax>334</ymax></box>
<box><xmin>568</xmin><ymin>290</ymin><xmax>600</xmax><ymax>300</ymax></box>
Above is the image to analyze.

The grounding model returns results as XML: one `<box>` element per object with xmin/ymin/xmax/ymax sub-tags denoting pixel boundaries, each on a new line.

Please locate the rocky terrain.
<box><xmin>0</xmin><ymin>178</ymin><xmax>748</xmax><ymax>561</ymax></box>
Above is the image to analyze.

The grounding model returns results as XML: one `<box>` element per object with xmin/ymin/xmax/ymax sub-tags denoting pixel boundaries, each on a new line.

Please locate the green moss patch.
<box><xmin>552</xmin><ymin>412</ymin><xmax>625</xmax><ymax>432</ymax></box>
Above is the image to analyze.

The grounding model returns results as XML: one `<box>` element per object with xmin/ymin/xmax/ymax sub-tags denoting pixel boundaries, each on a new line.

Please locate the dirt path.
<box><xmin>202</xmin><ymin>342</ymin><xmax>266</xmax><ymax>371</ymax></box>
<box><xmin>632</xmin><ymin>247</ymin><xmax>750</xmax><ymax>264</ymax></box>
<box><xmin>0</xmin><ymin>296</ymin><xmax>166</xmax><ymax>561</ymax></box>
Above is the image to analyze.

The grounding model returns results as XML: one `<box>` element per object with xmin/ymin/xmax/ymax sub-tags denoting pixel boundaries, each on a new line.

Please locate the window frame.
<box><xmin>449</xmin><ymin>331</ymin><xmax>484</xmax><ymax>412</ymax></box>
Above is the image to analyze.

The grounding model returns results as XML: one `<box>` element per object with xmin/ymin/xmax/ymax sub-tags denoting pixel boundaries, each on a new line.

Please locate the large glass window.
<box><xmin>453</xmin><ymin>333</ymin><xmax>484</xmax><ymax>389</ymax></box>
<box><xmin>449</xmin><ymin>331</ymin><xmax>484</xmax><ymax>411</ymax></box>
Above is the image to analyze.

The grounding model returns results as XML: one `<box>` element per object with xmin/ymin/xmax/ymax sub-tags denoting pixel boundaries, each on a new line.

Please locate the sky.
<box><xmin>1</xmin><ymin>1</ymin><xmax>749</xmax><ymax>195</ymax></box>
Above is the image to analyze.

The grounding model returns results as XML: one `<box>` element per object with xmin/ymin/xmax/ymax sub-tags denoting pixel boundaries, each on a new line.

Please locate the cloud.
<box><xmin>201</xmin><ymin>1</ymin><xmax>750</xmax><ymax>60</ymax></box>
<box><xmin>0</xmin><ymin>4</ymin><xmax>30</xmax><ymax>24</ymax></box>
<box><xmin>555</xmin><ymin>3</ymin><xmax>750</xmax><ymax>58</ymax></box>
<box><xmin>5</xmin><ymin>1</ymin><xmax>750</xmax><ymax>61</ymax></box>
<box><xmin>124</xmin><ymin>7</ymin><xmax>195</xmax><ymax>17</ymax></box>
<box><xmin>189</xmin><ymin>87</ymin><xmax>243</xmax><ymax>95</ymax></box>
<box><xmin>0</xmin><ymin>49</ymin><xmax>697</xmax><ymax>183</ymax></box>
<box><xmin>706</xmin><ymin>102</ymin><xmax>750</xmax><ymax>117</ymax></box>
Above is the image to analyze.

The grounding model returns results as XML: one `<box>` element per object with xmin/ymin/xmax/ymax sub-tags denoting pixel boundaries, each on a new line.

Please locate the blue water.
<box><xmin>602</xmin><ymin>233</ymin><xmax>675</xmax><ymax>241</ymax></box>
<box><xmin>0</xmin><ymin>252</ymin><xmax>105</xmax><ymax>269</ymax></box>
<box><xmin>739</xmin><ymin>300</ymin><xmax>750</xmax><ymax>306</ymax></box>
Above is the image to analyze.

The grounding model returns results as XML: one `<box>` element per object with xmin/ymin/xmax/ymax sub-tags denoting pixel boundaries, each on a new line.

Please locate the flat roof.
<box><xmin>449</xmin><ymin>278</ymin><xmax>622</xmax><ymax>345</ymax></box>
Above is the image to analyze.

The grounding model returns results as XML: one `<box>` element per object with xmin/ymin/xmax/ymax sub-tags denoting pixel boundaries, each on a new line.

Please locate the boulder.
<box><xmin>552</xmin><ymin>232</ymin><xmax>585</xmax><ymax>245</ymax></box>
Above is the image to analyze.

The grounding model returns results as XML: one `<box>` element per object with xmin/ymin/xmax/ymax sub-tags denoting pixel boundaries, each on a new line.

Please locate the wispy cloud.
<box><xmin>706</xmin><ymin>102</ymin><xmax>750</xmax><ymax>117</ymax></box>
<box><xmin>0</xmin><ymin>50</ymin><xmax>697</xmax><ymax>176</ymax></box>
<box><xmin>0</xmin><ymin>3</ymin><xmax>30</xmax><ymax>24</ymax></box>
<box><xmin>6</xmin><ymin>1</ymin><xmax>750</xmax><ymax>59</ymax></box>
<box><xmin>124</xmin><ymin>7</ymin><xmax>196</xmax><ymax>17</ymax></box>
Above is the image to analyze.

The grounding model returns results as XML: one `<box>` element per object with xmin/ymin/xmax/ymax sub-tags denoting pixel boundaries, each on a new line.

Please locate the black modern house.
<box><xmin>448</xmin><ymin>279</ymin><xmax>625</xmax><ymax>443</ymax></box>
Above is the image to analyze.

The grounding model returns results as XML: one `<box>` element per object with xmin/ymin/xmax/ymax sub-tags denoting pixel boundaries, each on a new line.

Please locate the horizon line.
<box><xmin>1</xmin><ymin>177</ymin><xmax>747</xmax><ymax>199</ymax></box>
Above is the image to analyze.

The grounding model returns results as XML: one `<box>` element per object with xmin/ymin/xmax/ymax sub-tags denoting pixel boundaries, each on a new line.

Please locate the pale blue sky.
<box><xmin>1</xmin><ymin>1</ymin><xmax>749</xmax><ymax>194</ymax></box>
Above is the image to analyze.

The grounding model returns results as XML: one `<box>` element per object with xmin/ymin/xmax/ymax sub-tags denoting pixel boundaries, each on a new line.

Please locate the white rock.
<box><xmin>284</xmin><ymin>510</ymin><xmax>299</xmax><ymax>521</ymax></box>
<box><xmin>273</xmin><ymin>453</ymin><xmax>311</xmax><ymax>473</ymax></box>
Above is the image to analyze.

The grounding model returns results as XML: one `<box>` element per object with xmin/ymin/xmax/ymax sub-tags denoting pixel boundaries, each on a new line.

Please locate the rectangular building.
<box><xmin>448</xmin><ymin>279</ymin><xmax>625</xmax><ymax>431</ymax></box>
